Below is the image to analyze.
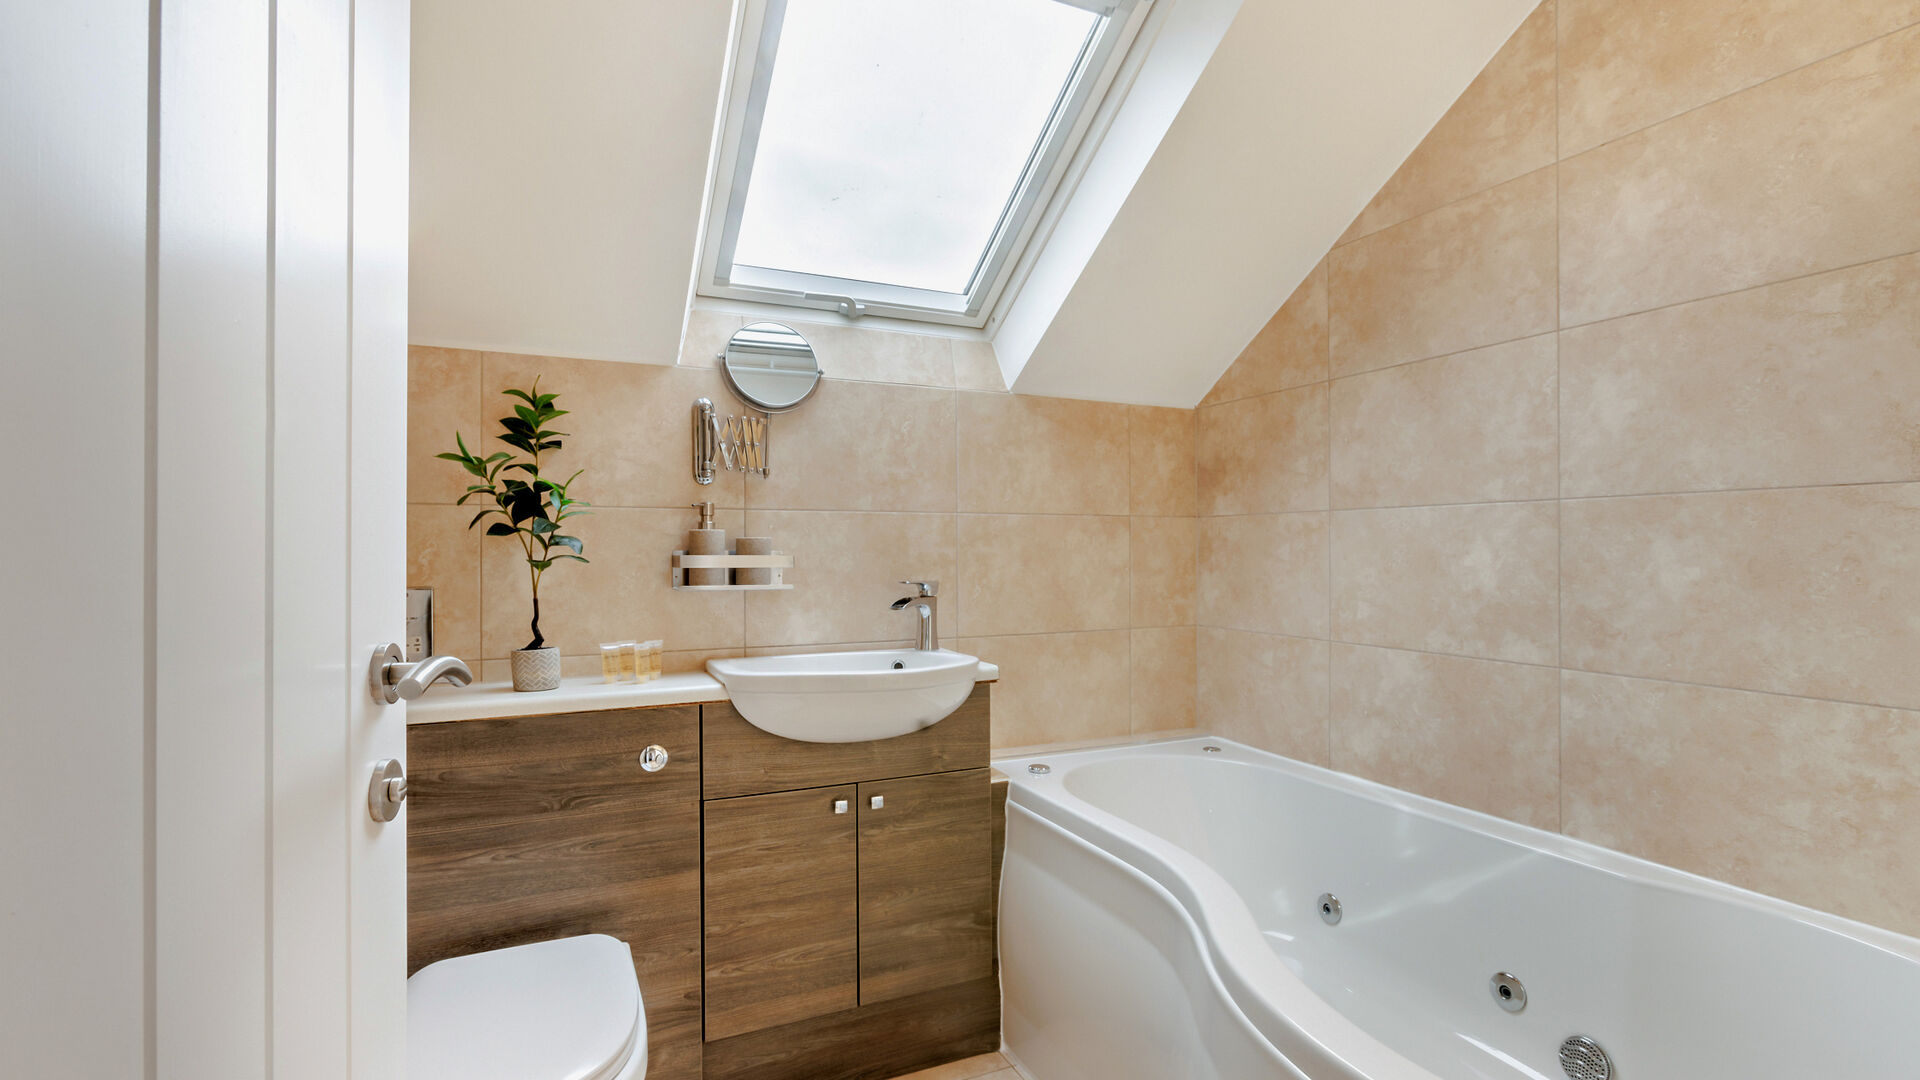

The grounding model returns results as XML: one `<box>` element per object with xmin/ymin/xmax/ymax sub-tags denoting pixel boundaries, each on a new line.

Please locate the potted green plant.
<box><xmin>438</xmin><ymin>378</ymin><xmax>590</xmax><ymax>691</ymax></box>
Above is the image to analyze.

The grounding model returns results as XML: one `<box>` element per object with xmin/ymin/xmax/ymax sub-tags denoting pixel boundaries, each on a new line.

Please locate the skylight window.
<box><xmin>699</xmin><ymin>0</ymin><xmax>1145</xmax><ymax>326</ymax></box>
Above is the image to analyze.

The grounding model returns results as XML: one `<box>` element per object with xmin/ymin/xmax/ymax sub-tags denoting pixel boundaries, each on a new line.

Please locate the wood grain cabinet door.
<box><xmin>702</xmin><ymin>785</ymin><xmax>859</xmax><ymax>1040</ymax></box>
<box><xmin>856</xmin><ymin>769</ymin><xmax>994</xmax><ymax>1005</ymax></box>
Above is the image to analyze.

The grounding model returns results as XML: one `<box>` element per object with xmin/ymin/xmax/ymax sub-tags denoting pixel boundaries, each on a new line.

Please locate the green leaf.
<box><xmin>551</xmin><ymin>554</ymin><xmax>588</xmax><ymax>563</ymax></box>
<box><xmin>528</xmin><ymin>517</ymin><xmax>558</xmax><ymax>535</ymax></box>
<box><xmin>508</xmin><ymin>485</ymin><xmax>545</xmax><ymax>524</ymax></box>
<box><xmin>484</xmin><ymin>521</ymin><xmax>518</xmax><ymax>537</ymax></box>
<box><xmin>552</xmin><ymin>535</ymin><xmax>583</xmax><ymax>555</ymax></box>
<box><xmin>529</xmin><ymin>558</ymin><xmax>554</xmax><ymax>571</ymax></box>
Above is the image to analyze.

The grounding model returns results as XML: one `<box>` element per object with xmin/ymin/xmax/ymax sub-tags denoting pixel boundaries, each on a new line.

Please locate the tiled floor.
<box><xmin>885</xmin><ymin>1051</ymin><xmax>1020</xmax><ymax>1080</ymax></box>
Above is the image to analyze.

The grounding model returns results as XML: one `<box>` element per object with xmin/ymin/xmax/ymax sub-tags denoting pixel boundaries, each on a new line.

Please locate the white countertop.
<box><xmin>406</xmin><ymin>672</ymin><xmax>729</xmax><ymax>724</ymax></box>
<box><xmin>406</xmin><ymin>661</ymin><xmax>998</xmax><ymax>725</ymax></box>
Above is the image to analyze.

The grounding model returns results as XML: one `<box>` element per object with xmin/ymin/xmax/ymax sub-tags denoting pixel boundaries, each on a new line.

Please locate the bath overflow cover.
<box><xmin>1027</xmin><ymin>763</ymin><xmax>1051</xmax><ymax>775</ymax></box>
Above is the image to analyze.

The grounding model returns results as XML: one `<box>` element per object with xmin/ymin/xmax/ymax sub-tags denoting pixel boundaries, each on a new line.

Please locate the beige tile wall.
<box><xmin>1197</xmin><ymin>0</ymin><xmax>1920</xmax><ymax>936</ymax></box>
<box><xmin>409</xmin><ymin>317</ymin><xmax>1196</xmax><ymax>751</ymax></box>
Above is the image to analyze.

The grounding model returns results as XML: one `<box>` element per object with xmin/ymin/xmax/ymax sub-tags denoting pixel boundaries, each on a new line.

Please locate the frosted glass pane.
<box><xmin>731</xmin><ymin>0</ymin><xmax>1098</xmax><ymax>295</ymax></box>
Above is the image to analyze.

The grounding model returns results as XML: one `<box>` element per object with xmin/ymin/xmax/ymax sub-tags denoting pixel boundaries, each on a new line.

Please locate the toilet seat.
<box><xmin>408</xmin><ymin>934</ymin><xmax>646</xmax><ymax>1080</ymax></box>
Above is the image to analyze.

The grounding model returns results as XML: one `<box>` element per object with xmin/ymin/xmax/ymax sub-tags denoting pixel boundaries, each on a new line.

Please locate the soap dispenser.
<box><xmin>687</xmin><ymin>501</ymin><xmax>729</xmax><ymax>586</ymax></box>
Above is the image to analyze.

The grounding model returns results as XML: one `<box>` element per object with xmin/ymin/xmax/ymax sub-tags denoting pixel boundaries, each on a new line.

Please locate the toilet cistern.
<box><xmin>889</xmin><ymin>579</ymin><xmax>939</xmax><ymax>650</ymax></box>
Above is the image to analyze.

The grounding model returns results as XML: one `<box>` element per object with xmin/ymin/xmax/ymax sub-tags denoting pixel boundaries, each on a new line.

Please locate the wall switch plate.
<box><xmin>405</xmin><ymin>588</ymin><xmax>434</xmax><ymax>661</ymax></box>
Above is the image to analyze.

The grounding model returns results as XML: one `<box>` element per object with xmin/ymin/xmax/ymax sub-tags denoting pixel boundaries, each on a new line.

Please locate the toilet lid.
<box><xmin>408</xmin><ymin>934</ymin><xmax>643</xmax><ymax>1080</ymax></box>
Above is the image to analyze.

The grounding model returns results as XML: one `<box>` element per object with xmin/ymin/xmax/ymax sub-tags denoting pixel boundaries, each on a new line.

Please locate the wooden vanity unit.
<box><xmin>405</xmin><ymin>682</ymin><xmax>998</xmax><ymax>1080</ymax></box>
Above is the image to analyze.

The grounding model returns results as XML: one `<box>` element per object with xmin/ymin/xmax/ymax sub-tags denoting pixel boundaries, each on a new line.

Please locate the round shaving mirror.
<box><xmin>719</xmin><ymin>322</ymin><xmax>822</xmax><ymax>413</ymax></box>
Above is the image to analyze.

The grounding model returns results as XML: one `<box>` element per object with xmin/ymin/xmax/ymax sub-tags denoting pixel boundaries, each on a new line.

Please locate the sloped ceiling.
<box><xmin>409</xmin><ymin>0</ymin><xmax>732</xmax><ymax>362</ymax></box>
<box><xmin>408</xmin><ymin>0</ymin><xmax>1535</xmax><ymax>404</ymax></box>
<box><xmin>998</xmin><ymin>0</ymin><xmax>1540</xmax><ymax>406</ymax></box>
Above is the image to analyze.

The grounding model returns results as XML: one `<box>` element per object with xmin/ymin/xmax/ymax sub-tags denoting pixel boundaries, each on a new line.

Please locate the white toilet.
<box><xmin>408</xmin><ymin>934</ymin><xmax>647</xmax><ymax>1080</ymax></box>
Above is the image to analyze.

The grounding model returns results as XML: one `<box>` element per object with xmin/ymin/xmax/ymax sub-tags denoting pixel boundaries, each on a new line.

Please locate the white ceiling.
<box><xmin>999</xmin><ymin>0</ymin><xmax>1539</xmax><ymax>406</ymax></box>
<box><xmin>409</xmin><ymin>0</ymin><xmax>1535</xmax><ymax>405</ymax></box>
<box><xmin>409</xmin><ymin>0</ymin><xmax>732</xmax><ymax>362</ymax></box>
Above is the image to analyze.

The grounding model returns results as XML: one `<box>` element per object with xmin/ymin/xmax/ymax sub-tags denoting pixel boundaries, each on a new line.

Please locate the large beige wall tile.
<box><xmin>1131</xmin><ymin>627</ymin><xmax>1197</xmax><ymax>733</ymax></box>
<box><xmin>956</xmin><ymin>392</ymin><xmax>1130</xmax><ymax>516</ymax></box>
<box><xmin>1203</xmin><ymin>261</ymin><xmax>1328</xmax><ymax>406</ymax></box>
<box><xmin>407</xmin><ymin>504</ymin><xmax>484</xmax><ymax>663</ymax></box>
<box><xmin>1330</xmin><ymin>645</ymin><xmax>1560</xmax><ymax>827</ymax></box>
<box><xmin>1562</xmin><ymin>485</ymin><xmax>1920</xmax><ymax>709</ymax></box>
<box><xmin>483</xmin><ymin>351</ymin><xmax>745</xmax><ymax>509</ymax></box>
<box><xmin>480</xmin><ymin>506</ymin><xmax>745</xmax><ymax>658</ymax></box>
<box><xmin>747</xmin><ymin>379</ymin><xmax>956</xmax><ymax>512</ymax></box>
<box><xmin>960</xmin><ymin>631</ymin><xmax>1131</xmax><ymax>749</ymax></box>
<box><xmin>951</xmin><ymin>340</ymin><xmax>1006</xmax><ymax>392</ymax></box>
<box><xmin>1196</xmin><ymin>629</ymin><xmax>1329</xmax><ymax>765</ymax></box>
<box><xmin>1340</xmin><ymin>0</ymin><xmax>1558</xmax><ymax>242</ymax></box>
<box><xmin>1562</xmin><ymin>671</ymin><xmax>1920</xmax><ymax>936</ymax></box>
<box><xmin>790</xmin><ymin>321</ymin><xmax>953</xmax><ymax>387</ymax></box>
<box><xmin>1561</xmin><ymin>254</ymin><xmax>1920</xmax><ymax>497</ymax></box>
<box><xmin>956</xmin><ymin>514</ymin><xmax>1130</xmax><ymax>637</ymax></box>
<box><xmin>1332</xmin><ymin>502</ymin><xmax>1558</xmax><ymax>664</ymax></box>
<box><xmin>1329</xmin><ymin>167</ymin><xmax>1558</xmax><ymax>377</ymax></box>
<box><xmin>1131</xmin><ymin>516</ymin><xmax>1196</xmax><ymax>628</ymax></box>
<box><xmin>1331</xmin><ymin>334</ymin><xmax>1558</xmax><ymax>508</ymax></box>
<box><xmin>1558</xmin><ymin>0</ymin><xmax>1920</xmax><ymax>156</ymax></box>
<box><xmin>1196</xmin><ymin>383</ymin><xmax>1329</xmax><ymax>516</ymax></box>
<box><xmin>1197</xmin><ymin>513</ymin><xmax>1329</xmax><ymax>638</ymax></box>
<box><xmin>741</xmin><ymin>510</ymin><xmax>957</xmax><ymax>648</ymax></box>
<box><xmin>1559</xmin><ymin>26</ymin><xmax>1920</xmax><ymax>327</ymax></box>
<box><xmin>409</xmin><ymin>346</ymin><xmax>484</xmax><ymax>505</ymax></box>
<box><xmin>1129</xmin><ymin>405</ymin><xmax>1196</xmax><ymax>516</ymax></box>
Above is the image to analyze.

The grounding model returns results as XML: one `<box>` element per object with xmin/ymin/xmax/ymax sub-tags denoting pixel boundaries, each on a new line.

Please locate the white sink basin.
<box><xmin>706</xmin><ymin>648</ymin><xmax>982</xmax><ymax>743</ymax></box>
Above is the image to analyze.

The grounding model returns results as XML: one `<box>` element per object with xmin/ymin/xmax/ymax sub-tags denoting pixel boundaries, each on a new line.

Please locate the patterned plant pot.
<box><xmin>509</xmin><ymin>646</ymin><xmax>562</xmax><ymax>692</ymax></box>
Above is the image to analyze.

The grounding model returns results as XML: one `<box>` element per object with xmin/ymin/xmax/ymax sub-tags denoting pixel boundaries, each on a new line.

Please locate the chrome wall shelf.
<box><xmin>670</xmin><ymin>550</ymin><xmax>794</xmax><ymax>591</ymax></box>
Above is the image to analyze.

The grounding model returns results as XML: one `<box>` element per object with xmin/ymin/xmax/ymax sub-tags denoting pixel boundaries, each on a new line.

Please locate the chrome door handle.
<box><xmin>368</xmin><ymin>758</ymin><xmax>408</xmax><ymax>822</ymax></box>
<box><xmin>369</xmin><ymin>643</ymin><xmax>473</xmax><ymax>704</ymax></box>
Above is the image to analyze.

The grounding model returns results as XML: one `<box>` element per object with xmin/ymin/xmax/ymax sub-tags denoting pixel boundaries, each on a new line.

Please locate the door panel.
<box><xmin>703</xmin><ymin>786</ymin><xmax>859</xmax><ymax>1040</ymax></box>
<box><xmin>271</xmin><ymin>0</ymin><xmax>353</xmax><ymax>1074</ymax></box>
<box><xmin>154</xmin><ymin>1</ymin><xmax>273</xmax><ymax>1072</ymax></box>
<box><xmin>348</xmin><ymin>1</ymin><xmax>411</xmax><ymax>1078</ymax></box>
<box><xmin>857</xmin><ymin>769</ymin><xmax>994</xmax><ymax>1005</ymax></box>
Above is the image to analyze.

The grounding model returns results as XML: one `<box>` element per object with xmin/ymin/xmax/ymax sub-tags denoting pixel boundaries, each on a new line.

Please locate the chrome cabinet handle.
<box><xmin>869</xmin><ymin>795</ymin><xmax>885</xmax><ymax>810</ymax></box>
<box><xmin>369</xmin><ymin>642</ymin><xmax>473</xmax><ymax>704</ymax></box>
<box><xmin>833</xmin><ymin>798</ymin><xmax>849</xmax><ymax>814</ymax></box>
<box><xmin>640</xmin><ymin>745</ymin><xmax>669</xmax><ymax>772</ymax></box>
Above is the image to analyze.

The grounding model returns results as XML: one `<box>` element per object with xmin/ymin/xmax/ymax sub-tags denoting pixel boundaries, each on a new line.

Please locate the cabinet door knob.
<box><xmin>869</xmin><ymin>795</ymin><xmax>884</xmax><ymax>810</ymax></box>
<box><xmin>639</xmin><ymin>745</ymin><xmax>669</xmax><ymax>772</ymax></box>
<box><xmin>833</xmin><ymin>798</ymin><xmax>849</xmax><ymax>814</ymax></box>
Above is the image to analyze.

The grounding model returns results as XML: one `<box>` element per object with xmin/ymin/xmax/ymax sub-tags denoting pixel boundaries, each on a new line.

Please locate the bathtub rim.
<box><xmin>995</xmin><ymin>735</ymin><xmax>1920</xmax><ymax>1080</ymax></box>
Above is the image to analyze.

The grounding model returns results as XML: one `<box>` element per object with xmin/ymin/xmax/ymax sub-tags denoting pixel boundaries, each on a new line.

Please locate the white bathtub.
<box><xmin>996</xmin><ymin>737</ymin><xmax>1920</xmax><ymax>1080</ymax></box>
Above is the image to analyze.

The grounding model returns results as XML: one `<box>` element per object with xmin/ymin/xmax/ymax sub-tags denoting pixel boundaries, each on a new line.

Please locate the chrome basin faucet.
<box><xmin>890</xmin><ymin>579</ymin><xmax>940</xmax><ymax>650</ymax></box>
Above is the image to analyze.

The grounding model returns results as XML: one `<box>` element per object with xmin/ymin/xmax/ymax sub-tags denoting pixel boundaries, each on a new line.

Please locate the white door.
<box><xmin>4</xmin><ymin>1</ymin><xmax>412</xmax><ymax>1077</ymax></box>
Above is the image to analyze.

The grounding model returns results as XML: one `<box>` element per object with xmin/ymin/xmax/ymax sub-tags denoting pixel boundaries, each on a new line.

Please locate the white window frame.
<box><xmin>696</xmin><ymin>0</ymin><xmax>1148</xmax><ymax>327</ymax></box>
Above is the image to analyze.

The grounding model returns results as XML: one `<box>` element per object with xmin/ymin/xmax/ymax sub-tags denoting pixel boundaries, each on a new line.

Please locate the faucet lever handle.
<box><xmin>898</xmin><ymin>579</ymin><xmax>939</xmax><ymax>597</ymax></box>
